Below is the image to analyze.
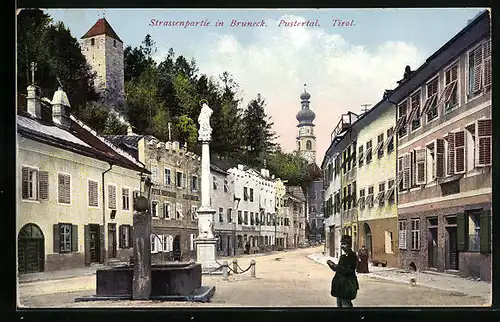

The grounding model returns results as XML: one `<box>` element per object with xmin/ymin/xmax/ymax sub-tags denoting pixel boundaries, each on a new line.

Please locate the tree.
<box><xmin>266</xmin><ymin>149</ymin><xmax>309</xmax><ymax>187</ymax></box>
<box><xmin>241</xmin><ymin>93</ymin><xmax>277</xmax><ymax>167</ymax></box>
<box><xmin>103</xmin><ymin>113</ymin><xmax>128</xmax><ymax>135</ymax></box>
<box><xmin>74</xmin><ymin>101</ymin><xmax>110</xmax><ymax>134</ymax></box>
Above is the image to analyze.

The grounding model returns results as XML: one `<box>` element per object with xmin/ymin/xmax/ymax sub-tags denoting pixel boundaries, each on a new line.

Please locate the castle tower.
<box><xmin>80</xmin><ymin>17</ymin><xmax>124</xmax><ymax>107</ymax></box>
<box><xmin>296</xmin><ymin>84</ymin><xmax>316</xmax><ymax>164</ymax></box>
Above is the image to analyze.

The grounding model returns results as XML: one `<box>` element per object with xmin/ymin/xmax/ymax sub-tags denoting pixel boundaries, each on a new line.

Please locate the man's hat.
<box><xmin>340</xmin><ymin>235</ymin><xmax>352</xmax><ymax>245</ymax></box>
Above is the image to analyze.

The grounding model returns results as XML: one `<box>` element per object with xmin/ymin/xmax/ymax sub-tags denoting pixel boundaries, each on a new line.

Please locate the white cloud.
<box><xmin>155</xmin><ymin>14</ymin><xmax>426</xmax><ymax>162</ymax></box>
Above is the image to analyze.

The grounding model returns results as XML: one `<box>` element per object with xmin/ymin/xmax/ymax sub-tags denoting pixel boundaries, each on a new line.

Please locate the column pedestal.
<box><xmin>195</xmin><ymin>208</ymin><xmax>221</xmax><ymax>274</ymax></box>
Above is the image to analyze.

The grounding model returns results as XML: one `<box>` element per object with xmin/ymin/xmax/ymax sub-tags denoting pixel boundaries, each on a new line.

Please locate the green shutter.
<box><xmin>84</xmin><ymin>225</ymin><xmax>91</xmax><ymax>265</ymax></box>
<box><xmin>457</xmin><ymin>212</ymin><xmax>468</xmax><ymax>252</ymax></box>
<box><xmin>480</xmin><ymin>210</ymin><xmax>491</xmax><ymax>254</ymax></box>
<box><xmin>72</xmin><ymin>225</ymin><xmax>78</xmax><ymax>252</ymax></box>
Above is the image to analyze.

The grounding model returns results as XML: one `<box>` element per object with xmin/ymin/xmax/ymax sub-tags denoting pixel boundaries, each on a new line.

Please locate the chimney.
<box><xmin>26</xmin><ymin>85</ymin><xmax>42</xmax><ymax>119</ymax></box>
<box><xmin>127</xmin><ymin>125</ymin><xmax>134</xmax><ymax>136</ymax></box>
<box><xmin>172</xmin><ymin>141</ymin><xmax>180</xmax><ymax>151</ymax></box>
<box><xmin>51</xmin><ymin>86</ymin><xmax>72</xmax><ymax>130</ymax></box>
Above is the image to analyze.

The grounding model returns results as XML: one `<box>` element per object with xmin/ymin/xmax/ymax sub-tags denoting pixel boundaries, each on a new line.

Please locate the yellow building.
<box><xmin>355</xmin><ymin>99</ymin><xmax>398</xmax><ymax>267</ymax></box>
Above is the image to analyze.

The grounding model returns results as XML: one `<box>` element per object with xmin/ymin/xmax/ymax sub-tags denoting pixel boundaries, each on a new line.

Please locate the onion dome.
<box><xmin>296</xmin><ymin>84</ymin><xmax>315</xmax><ymax>126</ymax></box>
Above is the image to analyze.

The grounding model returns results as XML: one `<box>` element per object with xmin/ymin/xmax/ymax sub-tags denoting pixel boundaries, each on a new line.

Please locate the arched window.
<box><xmin>297</xmin><ymin>141</ymin><xmax>301</xmax><ymax>150</ymax></box>
<box><xmin>306</xmin><ymin>140</ymin><xmax>312</xmax><ymax>150</ymax></box>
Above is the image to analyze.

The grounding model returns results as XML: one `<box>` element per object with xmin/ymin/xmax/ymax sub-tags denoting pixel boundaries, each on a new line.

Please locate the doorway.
<box><xmin>445</xmin><ymin>220</ymin><xmax>458</xmax><ymax>270</ymax></box>
<box><xmin>18</xmin><ymin>224</ymin><xmax>44</xmax><ymax>274</ymax></box>
<box><xmin>226</xmin><ymin>235</ymin><xmax>231</xmax><ymax>256</ymax></box>
<box><xmin>427</xmin><ymin>217</ymin><xmax>438</xmax><ymax>269</ymax></box>
<box><xmin>363</xmin><ymin>223</ymin><xmax>372</xmax><ymax>259</ymax></box>
<box><xmin>173</xmin><ymin>235</ymin><xmax>181</xmax><ymax>261</ymax></box>
<box><xmin>107</xmin><ymin>223</ymin><xmax>116</xmax><ymax>259</ymax></box>
<box><xmin>329</xmin><ymin>226</ymin><xmax>335</xmax><ymax>257</ymax></box>
<box><xmin>85</xmin><ymin>224</ymin><xmax>101</xmax><ymax>265</ymax></box>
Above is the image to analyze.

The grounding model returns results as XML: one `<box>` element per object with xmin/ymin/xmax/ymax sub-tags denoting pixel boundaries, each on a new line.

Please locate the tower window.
<box><xmin>297</xmin><ymin>141</ymin><xmax>301</xmax><ymax>150</ymax></box>
<box><xmin>306</xmin><ymin>140</ymin><xmax>312</xmax><ymax>150</ymax></box>
<box><xmin>91</xmin><ymin>38</ymin><xmax>95</xmax><ymax>46</ymax></box>
<box><xmin>113</xmin><ymin>40</ymin><xmax>116</xmax><ymax>47</ymax></box>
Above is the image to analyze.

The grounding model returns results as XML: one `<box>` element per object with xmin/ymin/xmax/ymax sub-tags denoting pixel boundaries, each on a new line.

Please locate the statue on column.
<box><xmin>198</xmin><ymin>102</ymin><xmax>213</xmax><ymax>142</ymax></box>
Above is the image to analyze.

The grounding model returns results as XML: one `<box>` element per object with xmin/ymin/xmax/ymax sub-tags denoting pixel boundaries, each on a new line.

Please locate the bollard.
<box><xmin>233</xmin><ymin>259</ymin><xmax>238</xmax><ymax>274</ymax></box>
<box><xmin>250</xmin><ymin>259</ymin><xmax>256</xmax><ymax>278</ymax></box>
<box><xmin>222</xmin><ymin>261</ymin><xmax>229</xmax><ymax>281</ymax></box>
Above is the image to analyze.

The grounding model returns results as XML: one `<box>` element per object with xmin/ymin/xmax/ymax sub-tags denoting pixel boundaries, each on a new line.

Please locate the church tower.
<box><xmin>296</xmin><ymin>84</ymin><xmax>316</xmax><ymax>164</ymax></box>
<box><xmin>80</xmin><ymin>17</ymin><xmax>124</xmax><ymax>107</ymax></box>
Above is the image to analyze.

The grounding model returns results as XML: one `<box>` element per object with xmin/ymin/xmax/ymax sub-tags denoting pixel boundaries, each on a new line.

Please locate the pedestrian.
<box><xmin>245</xmin><ymin>242</ymin><xmax>250</xmax><ymax>255</ymax></box>
<box><xmin>327</xmin><ymin>235</ymin><xmax>359</xmax><ymax>307</ymax></box>
<box><xmin>356</xmin><ymin>245</ymin><xmax>369</xmax><ymax>273</ymax></box>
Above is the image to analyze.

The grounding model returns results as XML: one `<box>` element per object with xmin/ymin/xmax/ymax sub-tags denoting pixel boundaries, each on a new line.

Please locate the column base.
<box><xmin>195</xmin><ymin>238</ymin><xmax>222</xmax><ymax>275</ymax></box>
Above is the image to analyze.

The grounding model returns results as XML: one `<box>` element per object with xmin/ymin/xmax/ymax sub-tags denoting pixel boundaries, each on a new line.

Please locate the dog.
<box><xmin>409</xmin><ymin>277</ymin><xmax>417</xmax><ymax>287</ymax></box>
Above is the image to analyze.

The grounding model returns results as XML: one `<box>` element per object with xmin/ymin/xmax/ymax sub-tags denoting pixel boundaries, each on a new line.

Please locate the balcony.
<box><xmin>330</xmin><ymin>112</ymin><xmax>359</xmax><ymax>143</ymax></box>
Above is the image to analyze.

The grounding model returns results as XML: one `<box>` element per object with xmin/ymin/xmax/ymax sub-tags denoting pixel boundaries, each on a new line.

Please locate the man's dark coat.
<box><xmin>330</xmin><ymin>250</ymin><xmax>359</xmax><ymax>300</ymax></box>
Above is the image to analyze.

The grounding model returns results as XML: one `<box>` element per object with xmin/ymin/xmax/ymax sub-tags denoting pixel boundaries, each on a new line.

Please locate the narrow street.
<box><xmin>18</xmin><ymin>247</ymin><xmax>489</xmax><ymax>308</ymax></box>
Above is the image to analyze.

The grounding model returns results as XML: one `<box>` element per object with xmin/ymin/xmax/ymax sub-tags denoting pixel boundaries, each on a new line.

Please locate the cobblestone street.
<box><xmin>18</xmin><ymin>247</ymin><xmax>490</xmax><ymax>308</ymax></box>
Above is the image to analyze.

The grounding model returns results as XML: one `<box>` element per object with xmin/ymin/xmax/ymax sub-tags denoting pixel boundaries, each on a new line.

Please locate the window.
<box><xmin>468</xmin><ymin>40</ymin><xmax>491</xmax><ymax>97</ymax></box>
<box><xmin>108</xmin><ymin>185</ymin><xmax>116</xmax><ymax>209</ymax></box>
<box><xmin>396</xmin><ymin>100</ymin><xmax>408</xmax><ymax>138</ymax></box>
<box><xmin>190</xmin><ymin>234</ymin><xmax>196</xmax><ymax>251</ymax></box>
<box><xmin>467</xmin><ymin>212</ymin><xmax>481</xmax><ymax>252</ymax></box>
<box><xmin>385</xmin><ymin>231</ymin><xmax>393</xmax><ymax>254</ymax></box>
<box><xmin>164</xmin><ymin>168</ymin><xmax>171</xmax><ymax>186</ymax></box>
<box><xmin>409</xmin><ymin>90</ymin><xmax>422</xmax><ymax>130</ymax></box>
<box><xmin>376</xmin><ymin>182</ymin><xmax>385</xmax><ymax>206</ymax></box>
<box><xmin>113</xmin><ymin>39</ymin><xmax>116</xmax><ymax>47</ymax></box>
<box><xmin>151</xmin><ymin>234</ymin><xmax>157</xmax><ymax>253</ymax></box>
<box><xmin>164</xmin><ymin>202</ymin><xmax>171</xmax><ymax>219</ymax></box>
<box><xmin>443</xmin><ymin>63</ymin><xmax>459</xmax><ymax>112</ymax></box>
<box><xmin>357</xmin><ymin>188</ymin><xmax>365</xmax><ymax>210</ymax></box>
<box><xmin>366</xmin><ymin>186</ymin><xmax>374</xmax><ymax>208</ymax></box>
<box><xmin>410</xmin><ymin>219</ymin><xmax>420</xmax><ymax>250</ymax></box>
<box><xmin>386</xmin><ymin>127</ymin><xmax>394</xmax><ymax>153</ymax></box>
<box><xmin>342</xmin><ymin>187</ymin><xmax>347</xmax><ymax>211</ymax></box>
<box><xmin>59</xmin><ymin>223</ymin><xmax>74</xmax><ymax>253</ymax></box>
<box><xmin>398</xmin><ymin>154</ymin><xmax>411</xmax><ymax>191</ymax></box>
<box><xmin>219</xmin><ymin>207</ymin><xmax>224</xmax><ymax>222</ymax></box>
<box><xmin>176</xmin><ymin>172</ymin><xmax>184</xmax><ymax>188</ymax></box>
<box><xmin>250</xmin><ymin>212</ymin><xmax>254</xmax><ymax>225</ymax></box>
<box><xmin>244</xmin><ymin>211</ymin><xmax>248</xmax><ymax>225</ymax></box>
<box><xmin>88</xmin><ymin>180</ymin><xmax>98</xmax><ymax>207</ymax></box>
<box><xmin>151</xmin><ymin>166</ymin><xmax>159</xmax><ymax>184</ymax></box>
<box><xmin>227</xmin><ymin>208</ymin><xmax>232</xmax><ymax>223</ymax></box>
<box><xmin>90</xmin><ymin>38</ymin><xmax>95</xmax><ymax>46</ymax></box>
<box><xmin>425</xmin><ymin>77</ymin><xmax>439</xmax><ymax>122</ymax></box>
<box><xmin>476</xmin><ymin>119</ymin><xmax>492</xmax><ymax>167</ymax></box>
<box><xmin>347</xmin><ymin>184</ymin><xmax>352</xmax><ymax>210</ymax></box>
<box><xmin>415</xmin><ymin>148</ymin><xmax>427</xmax><ymax>185</ymax></box>
<box><xmin>213</xmin><ymin>176</ymin><xmax>218</xmax><ymax>190</ymax></box>
<box><xmin>454</xmin><ymin>131</ymin><xmax>466</xmax><ymax>174</ymax></box>
<box><xmin>377</xmin><ymin>133</ymin><xmax>384</xmax><ymax>158</ymax></box>
<box><xmin>249</xmin><ymin>188</ymin><xmax>254</xmax><ymax>202</ymax></box>
<box><xmin>306</xmin><ymin>140</ymin><xmax>312</xmax><ymax>150</ymax></box>
<box><xmin>21</xmin><ymin>167</ymin><xmax>39</xmax><ymax>200</ymax></box>
<box><xmin>122</xmin><ymin>188</ymin><xmax>130</xmax><ymax>210</ymax></box>
<box><xmin>238</xmin><ymin>210</ymin><xmax>243</xmax><ymax>224</ymax></box>
<box><xmin>358</xmin><ymin>145</ymin><xmax>364</xmax><ymax>167</ymax></box>
<box><xmin>151</xmin><ymin>201</ymin><xmax>158</xmax><ymax>217</ymax></box>
<box><xmin>223</xmin><ymin>180</ymin><xmax>229</xmax><ymax>193</ymax></box>
<box><xmin>119</xmin><ymin>225</ymin><xmax>132</xmax><ymax>248</ymax></box>
<box><xmin>243</xmin><ymin>187</ymin><xmax>248</xmax><ymax>201</ymax></box>
<box><xmin>191</xmin><ymin>175</ymin><xmax>198</xmax><ymax>191</ymax></box>
<box><xmin>366</xmin><ymin>140</ymin><xmax>372</xmax><ymax>164</ymax></box>
<box><xmin>58</xmin><ymin>174</ymin><xmax>71</xmax><ymax>204</ymax></box>
<box><xmin>398</xmin><ymin>220</ymin><xmax>407</xmax><ymax>250</ymax></box>
<box><xmin>347</xmin><ymin>146</ymin><xmax>352</xmax><ymax>172</ymax></box>
<box><xmin>191</xmin><ymin>206</ymin><xmax>197</xmax><ymax>220</ymax></box>
<box><xmin>176</xmin><ymin>203</ymin><xmax>182</xmax><ymax>219</ymax></box>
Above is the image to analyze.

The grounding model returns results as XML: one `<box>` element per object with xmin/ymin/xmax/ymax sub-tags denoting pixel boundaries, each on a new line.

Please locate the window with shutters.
<box><xmin>468</xmin><ymin>39</ymin><xmax>491</xmax><ymax>98</ymax></box>
<box><xmin>435</xmin><ymin>139</ymin><xmax>445</xmax><ymax>179</ymax></box>
<box><xmin>120</xmin><ymin>225</ymin><xmax>131</xmax><ymax>248</ymax></box>
<box><xmin>150</xmin><ymin>234</ymin><xmax>157</xmax><ymax>253</ymax></box>
<box><xmin>164</xmin><ymin>168</ymin><xmax>171</xmax><ymax>186</ymax></box>
<box><xmin>454</xmin><ymin>131</ymin><xmax>466</xmax><ymax>174</ymax></box>
<box><xmin>398</xmin><ymin>220</ymin><xmax>407</xmax><ymax>250</ymax></box>
<box><xmin>227</xmin><ymin>208</ymin><xmax>233</xmax><ymax>223</ymax></box>
<box><xmin>238</xmin><ymin>210</ymin><xmax>243</xmax><ymax>224</ymax></box>
<box><xmin>445</xmin><ymin>133</ymin><xmax>455</xmax><ymax>176</ymax></box>
<box><xmin>59</xmin><ymin>223</ymin><xmax>72</xmax><ymax>252</ymax></box>
<box><xmin>465</xmin><ymin>123</ymin><xmax>476</xmax><ymax>172</ymax></box>
<box><xmin>22</xmin><ymin>167</ymin><xmax>38</xmax><ymax>200</ymax></box>
<box><xmin>190</xmin><ymin>233</ymin><xmax>196</xmax><ymax>251</ymax></box>
<box><xmin>387</xmin><ymin>179</ymin><xmax>395</xmax><ymax>204</ymax></box>
<box><xmin>366</xmin><ymin>186</ymin><xmax>374</xmax><ymax>208</ymax></box>
<box><xmin>346</xmin><ymin>146</ymin><xmax>352</xmax><ymax>172</ymax></box>
<box><xmin>425</xmin><ymin>77</ymin><xmax>439</xmax><ymax>122</ymax></box>
<box><xmin>467</xmin><ymin>212</ymin><xmax>481</xmax><ymax>252</ymax></box>
<box><xmin>397</xmin><ymin>157</ymin><xmax>404</xmax><ymax>192</ymax></box>
<box><xmin>88</xmin><ymin>180</ymin><xmax>98</xmax><ymax>207</ymax></box>
<box><xmin>440</xmin><ymin>63</ymin><xmax>459</xmax><ymax>114</ymax></box>
<box><xmin>191</xmin><ymin>175</ymin><xmax>198</xmax><ymax>191</ymax></box>
<box><xmin>358</xmin><ymin>145</ymin><xmax>364</xmax><ymax>167</ymax></box>
<box><xmin>175</xmin><ymin>171</ymin><xmax>184</xmax><ymax>188</ymax></box>
<box><xmin>402</xmin><ymin>154</ymin><xmax>411</xmax><ymax>190</ymax></box>
<box><xmin>416</xmin><ymin>147</ymin><xmax>428</xmax><ymax>185</ymax></box>
<box><xmin>191</xmin><ymin>205</ymin><xmax>198</xmax><ymax>220</ymax></box>
<box><xmin>122</xmin><ymin>188</ymin><xmax>130</xmax><ymax>210</ymax></box>
<box><xmin>410</xmin><ymin>90</ymin><xmax>421</xmax><ymax>131</ymax></box>
<box><xmin>410</xmin><ymin>218</ymin><xmax>420</xmax><ymax>250</ymax></box>
<box><xmin>396</xmin><ymin>100</ymin><xmax>408</xmax><ymax>138</ymax></box>
<box><xmin>243</xmin><ymin>187</ymin><xmax>248</xmax><ymax>201</ymax></box>
<box><xmin>377</xmin><ymin>134</ymin><xmax>384</xmax><ymax>158</ymax></box>
<box><xmin>376</xmin><ymin>182</ymin><xmax>385</xmax><ymax>206</ymax></box>
<box><xmin>250</xmin><ymin>188</ymin><xmax>254</xmax><ymax>202</ymax></box>
<box><xmin>176</xmin><ymin>203</ymin><xmax>182</xmax><ymax>219</ymax></box>
<box><xmin>366</xmin><ymin>140</ymin><xmax>372</xmax><ymax>164</ymax></box>
<box><xmin>164</xmin><ymin>202</ymin><xmax>171</xmax><ymax>219</ymax></box>
<box><xmin>223</xmin><ymin>180</ymin><xmax>229</xmax><ymax>193</ymax></box>
<box><xmin>58</xmin><ymin>174</ymin><xmax>71</xmax><ymax>204</ymax></box>
<box><xmin>151</xmin><ymin>165</ymin><xmax>159</xmax><ymax>184</ymax></box>
<box><xmin>244</xmin><ymin>211</ymin><xmax>248</xmax><ymax>225</ymax></box>
<box><xmin>476</xmin><ymin>119</ymin><xmax>492</xmax><ymax>167</ymax></box>
<box><xmin>387</xmin><ymin>127</ymin><xmax>394</xmax><ymax>153</ymax></box>
<box><xmin>107</xmin><ymin>185</ymin><xmax>116</xmax><ymax>209</ymax></box>
<box><xmin>219</xmin><ymin>207</ymin><xmax>224</xmax><ymax>222</ymax></box>
<box><xmin>151</xmin><ymin>201</ymin><xmax>158</xmax><ymax>217</ymax></box>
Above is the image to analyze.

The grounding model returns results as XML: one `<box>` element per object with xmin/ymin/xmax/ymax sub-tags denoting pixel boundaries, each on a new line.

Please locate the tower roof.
<box><xmin>296</xmin><ymin>84</ymin><xmax>315</xmax><ymax>126</ymax></box>
<box><xmin>81</xmin><ymin>18</ymin><xmax>122</xmax><ymax>42</ymax></box>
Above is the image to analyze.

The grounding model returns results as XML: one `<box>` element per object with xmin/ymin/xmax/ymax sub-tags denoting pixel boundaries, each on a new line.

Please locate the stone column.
<box><xmin>132</xmin><ymin>196</ymin><xmax>151</xmax><ymax>300</ymax></box>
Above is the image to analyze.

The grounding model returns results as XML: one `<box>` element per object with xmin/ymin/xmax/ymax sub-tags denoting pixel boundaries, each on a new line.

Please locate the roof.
<box><xmin>17</xmin><ymin>113</ymin><xmax>148</xmax><ymax>173</ymax></box>
<box><xmin>103</xmin><ymin>134</ymin><xmax>156</xmax><ymax>151</ymax></box>
<box><xmin>81</xmin><ymin>18</ymin><xmax>123</xmax><ymax>42</ymax></box>
<box><xmin>210</xmin><ymin>164</ymin><xmax>228</xmax><ymax>175</ymax></box>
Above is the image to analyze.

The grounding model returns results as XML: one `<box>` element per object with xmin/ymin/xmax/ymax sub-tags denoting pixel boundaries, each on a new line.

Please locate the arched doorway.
<box><xmin>173</xmin><ymin>235</ymin><xmax>181</xmax><ymax>261</ymax></box>
<box><xmin>363</xmin><ymin>223</ymin><xmax>372</xmax><ymax>259</ymax></box>
<box><xmin>18</xmin><ymin>224</ymin><xmax>44</xmax><ymax>274</ymax></box>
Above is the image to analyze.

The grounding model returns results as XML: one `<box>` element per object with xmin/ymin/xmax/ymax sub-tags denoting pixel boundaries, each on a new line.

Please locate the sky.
<box><xmin>44</xmin><ymin>8</ymin><xmax>486</xmax><ymax>162</ymax></box>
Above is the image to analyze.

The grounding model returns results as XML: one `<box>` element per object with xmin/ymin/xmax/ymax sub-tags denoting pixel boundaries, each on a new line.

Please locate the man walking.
<box><xmin>327</xmin><ymin>235</ymin><xmax>359</xmax><ymax>307</ymax></box>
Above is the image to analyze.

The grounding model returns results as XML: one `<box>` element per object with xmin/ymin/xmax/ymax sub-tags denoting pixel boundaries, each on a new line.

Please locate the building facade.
<box><xmin>355</xmin><ymin>98</ymin><xmax>398</xmax><ymax>267</ymax></box>
<box><xmin>393</xmin><ymin>11</ymin><xmax>491</xmax><ymax>280</ymax></box>
<box><xmin>285</xmin><ymin>186</ymin><xmax>307</xmax><ymax>247</ymax></box>
<box><xmin>80</xmin><ymin>18</ymin><xmax>125</xmax><ymax>107</ymax></box>
<box><xmin>17</xmin><ymin>85</ymin><xmax>146</xmax><ymax>274</ymax></box>
<box><xmin>104</xmin><ymin>133</ymin><xmax>202</xmax><ymax>262</ymax></box>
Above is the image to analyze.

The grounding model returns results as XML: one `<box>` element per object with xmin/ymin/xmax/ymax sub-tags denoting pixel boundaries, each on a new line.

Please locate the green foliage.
<box><xmin>175</xmin><ymin>115</ymin><xmax>198</xmax><ymax>148</ymax></box>
<box><xmin>103</xmin><ymin>113</ymin><xmax>128</xmax><ymax>135</ymax></box>
<box><xmin>74</xmin><ymin>101</ymin><xmax>110</xmax><ymax>133</ymax></box>
<box><xmin>266</xmin><ymin>149</ymin><xmax>309</xmax><ymax>187</ymax></box>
